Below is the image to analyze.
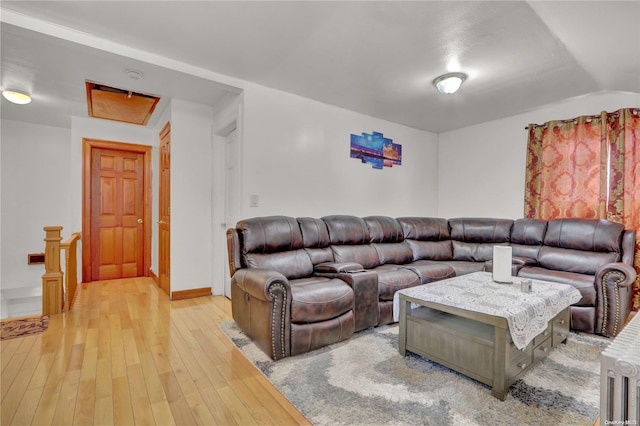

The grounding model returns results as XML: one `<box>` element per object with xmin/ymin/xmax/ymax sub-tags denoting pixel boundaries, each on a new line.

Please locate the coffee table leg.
<box><xmin>399</xmin><ymin>297</ymin><xmax>407</xmax><ymax>356</ymax></box>
<box><xmin>492</xmin><ymin>326</ymin><xmax>508</xmax><ymax>400</ymax></box>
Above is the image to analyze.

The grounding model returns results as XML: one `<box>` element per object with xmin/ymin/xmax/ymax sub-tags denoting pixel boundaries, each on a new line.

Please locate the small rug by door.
<box><xmin>220</xmin><ymin>321</ymin><xmax>607</xmax><ymax>426</ymax></box>
<box><xmin>1</xmin><ymin>315</ymin><xmax>49</xmax><ymax>340</ymax></box>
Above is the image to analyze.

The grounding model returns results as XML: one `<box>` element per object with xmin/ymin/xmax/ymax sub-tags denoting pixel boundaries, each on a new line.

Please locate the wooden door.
<box><xmin>82</xmin><ymin>139</ymin><xmax>151</xmax><ymax>283</ymax></box>
<box><xmin>91</xmin><ymin>148</ymin><xmax>144</xmax><ymax>280</ymax></box>
<box><xmin>158</xmin><ymin>122</ymin><xmax>171</xmax><ymax>296</ymax></box>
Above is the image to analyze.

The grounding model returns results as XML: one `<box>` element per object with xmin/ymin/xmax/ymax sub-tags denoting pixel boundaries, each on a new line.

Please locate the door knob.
<box><xmin>158</xmin><ymin>220</ymin><xmax>166</xmax><ymax>224</ymax></box>
<box><xmin>137</xmin><ymin>218</ymin><xmax>143</xmax><ymax>224</ymax></box>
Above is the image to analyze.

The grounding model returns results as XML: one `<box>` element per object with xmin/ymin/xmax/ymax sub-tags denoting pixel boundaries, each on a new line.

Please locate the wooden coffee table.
<box><xmin>397</xmin><ymin>273</ymin><xmax>577</xmax><ymax>400</ymax></box>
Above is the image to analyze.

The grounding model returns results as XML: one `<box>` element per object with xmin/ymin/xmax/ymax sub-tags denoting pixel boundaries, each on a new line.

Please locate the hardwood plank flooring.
<box><xmin>0</xmin><ymin>278</ymin><xmax>311</xmax><ymax>425</ymax></box>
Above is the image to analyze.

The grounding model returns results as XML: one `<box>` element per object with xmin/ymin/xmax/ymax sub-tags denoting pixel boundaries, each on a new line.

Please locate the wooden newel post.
<box><xmin>42</xmin><ymin>226</ymin><xmax>64</xmax><ymax>315</ymax></box>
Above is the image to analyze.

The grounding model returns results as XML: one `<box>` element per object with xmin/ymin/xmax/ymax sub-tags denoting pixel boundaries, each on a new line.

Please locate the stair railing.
<box><xmin>61</xmin><ymin>232</ymin><xmax>81</xmax><ymax>311</ymax></box>
<box><xmin>42</xmin><ymin>226</ymin><xmax>81</xmax><ymax>315</ymax></box>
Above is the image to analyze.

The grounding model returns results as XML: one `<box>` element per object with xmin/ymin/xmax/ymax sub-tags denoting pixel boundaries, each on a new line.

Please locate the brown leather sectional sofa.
<box><xmin>226</xmin><ymin>215</ymin><xmax>637</xmax><ymax>360</ymax></box>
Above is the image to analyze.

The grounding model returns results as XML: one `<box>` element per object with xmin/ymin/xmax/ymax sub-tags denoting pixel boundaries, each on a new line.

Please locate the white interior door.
<box><xmin>223</xmin><ymin>127</ymin><xmax>240</xmax><ymax>298</ymax></box>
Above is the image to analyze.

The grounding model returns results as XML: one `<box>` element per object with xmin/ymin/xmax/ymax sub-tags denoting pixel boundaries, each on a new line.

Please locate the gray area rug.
<box><xmin>219</xmin><ymin>321</ymin><xmax>608</xmax><ymax>425</ymax></box>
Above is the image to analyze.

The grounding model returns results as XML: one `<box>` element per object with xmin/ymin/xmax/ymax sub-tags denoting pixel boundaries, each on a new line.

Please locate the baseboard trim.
<box><xmin>171</xmin><ymin>287</ymin><xmax>212</xmax><ymax>301</ymax></box>
<box><xmin>149</xmin><ymin>269</ymin><xmax>159</xmax><ymax>286</ymax></box>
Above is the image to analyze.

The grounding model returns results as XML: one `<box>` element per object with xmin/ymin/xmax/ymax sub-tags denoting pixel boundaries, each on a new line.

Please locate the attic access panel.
<box><xmin>86</xmin><ymin>81</ymin><xmax>160</xmax><ymax>126</ymax></box>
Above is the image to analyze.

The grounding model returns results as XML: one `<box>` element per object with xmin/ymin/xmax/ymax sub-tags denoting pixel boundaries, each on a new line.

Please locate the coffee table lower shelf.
<box><xmin>398</xmin><ymin>296</ymin><xmax>570</xmax><ymax>400</ymax></box>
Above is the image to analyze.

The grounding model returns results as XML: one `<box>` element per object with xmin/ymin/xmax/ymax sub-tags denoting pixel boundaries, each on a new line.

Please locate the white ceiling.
<box><xmin>1</xmin><ymin>1</ymin><xmax>639</xmax><ymax>133</ymax></box>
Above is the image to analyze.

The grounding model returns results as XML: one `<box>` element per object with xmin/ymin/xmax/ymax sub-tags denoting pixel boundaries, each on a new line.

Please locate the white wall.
<box><xmin>1</xmin><ymin>120</ymin><xmax>72</xmax><ymax>289</ymax></box>
<box><xmin>1</xmin><ymin>119</ymin><xmax>2</xmax><ymax>295</ymax></box>
<box><xmin>438</xmin><ymin>91</ymin><xmax>640</xmax><ymax>219</ymax></box>
<box><xmin>241</xmin><ymin>83</ymin><xmax>439</xmax><ymax>219</ymax></box>
<box><xmin>70</xmin><ymin>116</ymin><xmax>155</xmax><ymax>235</ymax></box>
<box><xmin>170</xmin><ymin>99</ymin><xmax>214</xmax><ymax>293</ymax></box>
<box><xmin>207</xmin><ymin>84</ymin><xmax>439</xmax><ymax>296</ymax></box>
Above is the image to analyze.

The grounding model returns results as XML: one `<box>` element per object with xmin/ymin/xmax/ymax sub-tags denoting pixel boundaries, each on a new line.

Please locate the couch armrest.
<box><xmin>314</xmin><ymin>262</ymin><xmax>365</xmax><ymax>273</ymax></box>
<box><xmin>595</xmin><ymin>262</ymin><xmax>637</xmax><ymax>337</ymax></box>
<box><xmin>231</xmin><ymin>268</ymin><xmax>291</xmax><ymax>301</ymax></box>
<box><xmin>226</xmin><ymin>228</ymin><xmax>242</xmax><ymax>278</ymax></box>
<box><xmin>231</xmin><ymin>268</ymin><xmax>292</xmax><ymax>359</ymax></box>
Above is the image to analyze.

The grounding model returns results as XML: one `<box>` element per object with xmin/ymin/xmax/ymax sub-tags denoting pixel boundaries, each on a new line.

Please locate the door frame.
<box><xmin>157</xmin><ymin>121</ymin><xmax>171</xmax><ymax>296</ymax></box>
<box><xmin>82</xmin><ymin>138</ymin><xmax>152</xmax><ymax>282</ymax></box>
<box><xmin>212</xmin><ymin>105</ymin><xmax>243</xmax><ymax>298</ymax></box>
<box><xmin>221</xmin><ymin>123</ymin><xmax>239</xmax><ymax>298</ymax></box>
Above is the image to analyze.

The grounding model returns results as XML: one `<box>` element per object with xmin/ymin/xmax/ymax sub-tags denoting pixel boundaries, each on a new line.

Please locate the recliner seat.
<box><xmin>228</xmin><ymin>216</ymin><xmax>355</xmax><ymax>360</ymax></box>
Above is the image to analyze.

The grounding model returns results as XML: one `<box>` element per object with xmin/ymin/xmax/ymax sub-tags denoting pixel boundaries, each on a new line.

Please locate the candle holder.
<box><xmin>520</xmin><ymin>279</ymin><xmax>532</xmax><ymax>293</ymax></box>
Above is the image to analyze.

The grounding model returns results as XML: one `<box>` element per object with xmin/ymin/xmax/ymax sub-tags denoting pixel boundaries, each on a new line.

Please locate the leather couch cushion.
<box><xmin>244</xmin><ymin>249</ymin><xmax>313</xmax><ymax>280</ymax></box>
<box><xmin>544</xmin><ymin>218</ymin><xmax>624</xmax><ymax>253</ymax></box>
<box><xmin>290</xmin><ymin>277</ymin><xmax>354</xmax><ymax>323</ymax></box>
<box><xmin>511</xmin><ymin>244</ymin><xmax>542</xmax><ymax>261</ymax></box>
<box><xmin>238</xmin><ymin>216</ymin><xmax>303</xmax><ymax>254</ymax></box>
<box><xmin>363</xmin><ymin>216</ymin><xmax>413</xmax><ymax>265</ymax></box>
<box><xmin>331</xmin><ymin>244</ymin><xmax>380</xmax><ymax>269</ymax></box>
<box><xmin>449</xmin><ymin>218</ymin><xmax>514</xmax><ymax>262</ymax></box>
<box><xmin>399</xmin><ymin>260</ymin><xmax>456</xmax><ymax>283</ymax></box>
<box><xmin>536</xmin><ymin>219</ymin><xmax>624</xmax><ymax>275</ymax></box>
<box><xmin>511</xmin><ymin>218</ymin><xmax>547</xmax><ymax>259</ymax></box>
<box><xmin>364</xmin><ymin>216</ymin><xmax>404</xmax><ymax>243</ymax></box>
<box><xmin>485</xmin><ymin>256</ymin><xmax>537</xmax><ymax>276</ymax></box>
<box><xmin>511</xmin><ymin>218</ymin><xmax>547</xmax><ymax>244</ymax></box>
<box><xmin>537</xmin><ymin>246</ymin><xmax>619</xmax><ymax>275</ymax></box>
<box><xmin>291</xmin><ymin>311</ymin><xmax>354</xmax><ymax>356</ymax></box>
<box><xmin>372</xmin><ymin>265</ymin><xmax>421</xmax><ymax>301</ymax></box>
<box><xmin>398</xmin><ymin>217</ymin><xmax>450</xmax><ymax>240</ymax></box>
<box><xmin>298</xmin><ymin>217</ymin><xmax>330</xmax><ymax>247</ymax></box>
<box><xmin>570</xmin><ymin>306</ymin><xmax>596</xmax><ymax>334</ymax></box>
<box><xmin>398</xmin><ymin>217</ymin><xmax>453</xmax><ymax>261</ymax></box>
<box><xmin>518</xmin><ymin>266</ymin><xmax>596</xmax><ymax>306</ymax></box>
<box><xmin>373</xmin><ymin>242</ymin><xmax>414</xmax><ymax>265</ymax></box>
<box><xmin>438</xmin><ymin>260</ymin><xmax>485</xmax><ymax>276</ymax></box>
<box><xmin>449</xmin><ymin>218</ymin><xmax>513</xmax><ymax>243</ymax></box>
<box><xmin>452</xmin><ymin>241</ymin><xmax>497</xmax><ymax>262</ymax></box>
<box><xmin>622</xmin><ymin>230</ymin><xmax>637</xmax><ymax>264</ymax></box>
<box><xmin>323</xmin><ymin>215</ymin><xmax>370</xmax><ymax>244</ymax></box>
<box><xmin>404</xmin><ymin>239</ymin><xmax>452</xmax><ymax>261</ymax></box>
<box><xmin>378</xmin><ymin>301</ymin><xmax>394</xmax><ymax>326</ymax></box>
<box><xmin>298</xmin><ymin>217</ymin><xmax>334</xmax><ymax>264</ymax></box>
<box><xmin>303</xmin><ymin>247</ymin><xmax>334</xmax><ymax>265</ymax></box>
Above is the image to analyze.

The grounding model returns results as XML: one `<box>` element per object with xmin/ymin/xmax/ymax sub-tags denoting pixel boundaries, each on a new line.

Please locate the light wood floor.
<box><xmin>1</xmin><ymin>278</ymin><xmax>311</xmax><ymax>425</ymax></box>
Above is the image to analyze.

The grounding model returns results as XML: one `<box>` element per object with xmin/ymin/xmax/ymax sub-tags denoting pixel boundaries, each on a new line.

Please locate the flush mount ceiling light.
<box><xmin>126</xmin><ymin>69</ymin><xmax>144</xmax><ymax>80</ymax></box>
<box><xmin>432</xmin><ymin>72</ymin><xmax>467</xmax><ymax>94</ymax></box>
<box><xmin>2</xmin><ymin>89</ymin><xmax>32</xmax><ymax>104</ymax></box>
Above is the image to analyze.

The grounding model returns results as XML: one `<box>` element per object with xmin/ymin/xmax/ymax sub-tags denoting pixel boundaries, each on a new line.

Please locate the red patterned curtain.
<box><xmin>607</xmin><ymin>109</ymin><xmax>640</xmax><ymax>309</ymax></box>
<box><xmin>524</xmin><ymin>114</ymin><xmax>608</xmax><ymax>219</ymax></box>
<box><xmin>524</xmin><ymin>108</ymin><xmax>640</xmax><ymax>310</ymax></box>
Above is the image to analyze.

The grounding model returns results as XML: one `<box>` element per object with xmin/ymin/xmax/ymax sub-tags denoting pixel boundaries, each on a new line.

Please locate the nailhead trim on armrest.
<box><xmin>269</xmin><ymin>283</ymin><xmax>287</xmax><ymax>359</ymax></box>
<box><xmin>601</xmin><ymin>270</ymin><xmax>624</xmax><ymax>336</ymax></box>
